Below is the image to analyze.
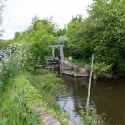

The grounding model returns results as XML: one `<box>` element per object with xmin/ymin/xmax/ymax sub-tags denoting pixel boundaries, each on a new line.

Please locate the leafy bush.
<box><xmin>0</xmin><ymin>43</ymin><xmax>27</xmax><ymax>86</ymax></box>
<box><xmin>80</xmin><ymin>107</ymin><xmax>105</xmax><ymax>125</ymax></box>
<box><xmin>94</xmin><ymin>62</ymin><xmax>112</xmax><ymax>78</ymax></box>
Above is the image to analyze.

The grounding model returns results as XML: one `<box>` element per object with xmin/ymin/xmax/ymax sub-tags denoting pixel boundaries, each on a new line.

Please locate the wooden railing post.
<box><xmin>86</xmin><ymin>55</ymin><xmax>94</xmax><ymax>107</ymax></box>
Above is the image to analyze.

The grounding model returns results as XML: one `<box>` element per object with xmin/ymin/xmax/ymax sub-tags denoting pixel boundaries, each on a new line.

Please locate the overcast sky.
<box><xmin>1</xmin><ymin>0</ymin><xmax>93</xmax><ymax>40</ymax></box>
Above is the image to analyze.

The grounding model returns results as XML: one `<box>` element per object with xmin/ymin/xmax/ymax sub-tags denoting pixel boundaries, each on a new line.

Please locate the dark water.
<box><xmin>58</xmin><ymin>75</ymin><xmax>125</xmax><ymax>125</ymax></box>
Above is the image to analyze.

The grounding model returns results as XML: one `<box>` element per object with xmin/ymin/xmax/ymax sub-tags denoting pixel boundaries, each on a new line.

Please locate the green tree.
<box><xmin>66</xmin><ymin>0</ymin><xmax>125</xmax><ymax>77</ymax></box>
<box><xmin>55</xmin><ymin>26</ymin><xmax>67</xmax><ymax>37</ymax></box>
<box><xmin>66</xmin><ymin>14</ymin><xmax>92</xmax><ymax>60</ymax></box>
<box><xmin>12</xmin><ymin>17</ymin><xmax>58</xmax><ymax>73</ymax></box>
<box><xmin>87</xmin><ymin>0</ymin><xmax>125</xmax><ymax>77</ymax></box>
<box><xmin>0</xmin><ymin>39</ymin><xmax>12</xmax><ymax>49</ymax></box>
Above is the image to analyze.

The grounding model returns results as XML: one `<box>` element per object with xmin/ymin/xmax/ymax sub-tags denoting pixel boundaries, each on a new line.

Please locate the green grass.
<box><xmin>0</xmin><ymin>72</ymin><xmax>69</xmax><ymax>125</ymax></box>
<box><xmin>0</xmin><ymin>74</ymin><xmax>43</xmax><ymax>125</ymax></box>
<box><xmin>27</xmin><ymin>73</ymin><xmax>67</xmax><ymax>107</ymax></box>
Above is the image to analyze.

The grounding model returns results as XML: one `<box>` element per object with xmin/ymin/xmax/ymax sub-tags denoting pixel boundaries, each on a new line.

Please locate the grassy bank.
<box><xmin>27</xmin><ymin>73</ymin><xmax>67</xmax><ymax>107</ymax></box>
<box><xmin>0</xmin><ymin>72</ymin><xmax>68</xmax><ymax>125</ymax></box>
<box><xmin>0</xmin><ymin>43</ymin><xmax>69</xmax><ymax>125</ymax></box>
<box><xmin>0</xmin><ymin>74</ymin><xmax>42</xmax><ymax>125</ymax></box>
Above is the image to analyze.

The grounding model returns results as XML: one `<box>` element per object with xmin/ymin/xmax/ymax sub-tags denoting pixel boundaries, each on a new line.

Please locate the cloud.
<box><xmin>1</xmin><ymin>0</ymin><xmax>93</xmax><ymax>39</ymax></box>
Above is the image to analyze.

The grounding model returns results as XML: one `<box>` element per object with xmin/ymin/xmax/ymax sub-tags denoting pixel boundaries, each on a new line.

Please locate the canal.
<box><xmin>58</xmin><ymin>75</ymin><xmax>125</xmax><ymax>125</ymax></box>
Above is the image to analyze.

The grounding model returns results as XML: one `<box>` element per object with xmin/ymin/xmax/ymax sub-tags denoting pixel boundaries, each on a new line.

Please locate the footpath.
<box><xmin>34</xmin><ymin>107</ymin><xmax>75</xmax><ymax>125</ymax></box>
<box><xmin>34</xmin><ymin>107</ymin><xmax>61</xmax><ymax>125</ymax></box>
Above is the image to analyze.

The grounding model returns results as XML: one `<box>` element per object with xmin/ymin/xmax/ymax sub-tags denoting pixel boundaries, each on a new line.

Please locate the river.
<box><xmin>58</xmin><ymin>75</ymin><xmax>125</xmax><ymax>125</ymax></box>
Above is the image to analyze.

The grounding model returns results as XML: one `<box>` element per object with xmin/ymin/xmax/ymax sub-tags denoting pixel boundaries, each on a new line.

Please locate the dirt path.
<box><xmin>34</xmin><ymin>107</ymin><xmax>75</xmax><ymax>125</ymax></box>
<box><xmin>34</xmin><ymin>107</ymin><xmax>61</xmax><ymax>125</ymax></box>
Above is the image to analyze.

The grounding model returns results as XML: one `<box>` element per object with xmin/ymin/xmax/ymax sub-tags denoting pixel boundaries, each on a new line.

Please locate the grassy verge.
<box><xmin>27</xmin><ymin>73</ymin><xmax>67</xmax><ymax>107</ymax></box>
<box><xmin>27</xmin><ymin>73</ymin><xmax>69</xmax><ymax>124</ymax></box>
<box><xmin>0</xmin><ymin>74</ymin><xmax>42</xmax><ymax>125</ymax></box>
<box><xmin>0</xmin><ymin>72</ymin><xmax>69</xmax><ymax>125</ymax></box>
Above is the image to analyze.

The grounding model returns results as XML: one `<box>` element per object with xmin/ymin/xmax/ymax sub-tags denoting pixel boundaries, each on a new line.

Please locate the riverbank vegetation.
<box><xmin>80</xmin><ymin>108</ymin><xmax>105</xmax><ymax>125</ymax></box>
<box><xmin>0</xmin><ymin>43</ymin><xmax>68</xmax><ymax>125</ymax></box>
<box><xmin>66</xmin><ymin>0</ymin><xmax>125</xmax><ymax>78</ymax></box>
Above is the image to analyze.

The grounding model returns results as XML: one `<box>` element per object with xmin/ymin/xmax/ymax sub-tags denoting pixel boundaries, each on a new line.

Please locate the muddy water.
<box><xmin>58</xmin><ymin>75</ymin><xmax>125</xmax><ymax>125</ymax></box>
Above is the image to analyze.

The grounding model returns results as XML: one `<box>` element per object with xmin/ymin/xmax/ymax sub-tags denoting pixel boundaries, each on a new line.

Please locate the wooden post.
<box><xmin>52</xmin><ymin>47</ymin><xmax>55</xmax><ymax>59</ymax></box>
<box><xmin>86</xmin><ymin>55</ymin><xmax>94</xmax><ymax>107</ymax></box>
<box><xmin>60</xmin><ymin>45</ymin><xmax>64</xmax><ymax>61</ymax></box>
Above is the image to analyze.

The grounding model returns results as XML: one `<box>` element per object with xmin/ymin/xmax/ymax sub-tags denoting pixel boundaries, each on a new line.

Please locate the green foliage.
<box><xmin>0</xmin><ymin>44</ymin><xmax>42</xmax><ymax>125</ymax></box>
<box><xmin>66</xmin><ymin>0</ymin><xmax>125</xmax><ymax>77</ymax></box>
<box><xmin>94</xmin><ymin>62</ymin><xmax>112</xmax><ymax>78</ymax></box>
<box><xmin>66</xmin><ymin>15</ymin><xmax>92</xmax><ymax>61</ymax></box>
<box><xmin>0</xmin><ymin>33</ymin><xmax>69</xmax><ymax>125</ymax></box>
<box><xmin>0</xmin><ymin>89</ymin><xmax>41</xmax><ymax>125</ymax></box>
<box><xmin>11</xmin><ymin>17</ymin><xmax>58</xmax><ymax>72</ymax></box>
<box><xmin>13</xmin><ymin>17</ymin><xmax>58</xmax><ymax>45</ymax></box>
<box><xmin>87</xmin><ymin>0</ymin><xmax>125</xmax><ymax>77</ymax></box>
<box><xmin>80</xmin><ymin>107</ymin><xmax>105</xmax><ymax>125</ymax></box>
<box><xmin>0</xmin><ymin>74</ymin><xmax>43</xmax><ymax>125</ymax></box>
<box><xmin>0</xmin><ymin>40</ymin><xmax>12</xmax><ymax>49</ymax></box>
<box><xmin>0</xmin><ymin>65</ymin><xmax>68</xmax><ymax>125</ymax></box>
<box><xmin>1</xmin><ymin>43</ymin><xmax>26</xmax><ymax>80</ymax></box>
<box><xmin>25</xmin><ymin>35</ymin><xmax>56</xmax><ymax>73</ymax></box>
<box><xmin>27</xmin><ymin>73</ymin><xmax>67</xmax><ymax>107</ymax></box>
<box><xmin>55</xmin><ymin>27</ymin><xmax>67</xmax><ymax>37</ymax></box>
<box><xmin>116</xmin><ymin>55</ymin><xmax>125</xmax><ymax>72</ymax></box>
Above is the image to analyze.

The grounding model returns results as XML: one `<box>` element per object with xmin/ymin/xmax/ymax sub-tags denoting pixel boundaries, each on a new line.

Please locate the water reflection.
<box><xmin>58</xmin><ymin>75</ymin><xmax>125</xmax><ymax>125</ymax></box>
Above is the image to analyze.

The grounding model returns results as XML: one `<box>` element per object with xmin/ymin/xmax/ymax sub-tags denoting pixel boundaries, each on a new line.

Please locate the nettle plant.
<box><xmin>2</xmin><ymin>43</ymin><xmax>27</xmax><ymax>78</ymax></box>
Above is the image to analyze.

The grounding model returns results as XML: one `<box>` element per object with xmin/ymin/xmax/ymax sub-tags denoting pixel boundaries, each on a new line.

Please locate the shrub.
<box><xmin>80</xmin><ymin>107</ymin><xmax>105</xmax><ymax>125</ymax></box>
<box><xmin>94</xmin><ymin>62</ymin><xmax>112</xmax><ymax>78</ymax></box>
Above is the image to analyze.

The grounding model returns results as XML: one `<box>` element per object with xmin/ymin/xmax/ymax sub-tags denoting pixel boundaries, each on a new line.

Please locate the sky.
<box><xmin>1</xmin><ymin>0</ymin><xmax>93</xmax><ymax>40</ymax></box>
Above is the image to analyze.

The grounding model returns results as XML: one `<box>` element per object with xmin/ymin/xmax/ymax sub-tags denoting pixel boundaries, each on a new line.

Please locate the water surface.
<box><xmin>58</xmin><ymin>75</ymin><xmax>125</xmax><ymax>125</ymax></box>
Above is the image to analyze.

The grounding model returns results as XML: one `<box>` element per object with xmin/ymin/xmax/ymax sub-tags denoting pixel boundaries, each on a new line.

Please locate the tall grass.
<box><xmin>79</xmin><ymin>107</ymin><xmax>106</xmax><ymax>125</ymax></box>
<box><xmin>0</xmin><ymin>74</ymin><xmax>42</xmax><ymax>125</ymax></box>
<box><xmin>27</xmin><ymin>73</ymin><xmax>67</xmax><ymax>107</ymax></box>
